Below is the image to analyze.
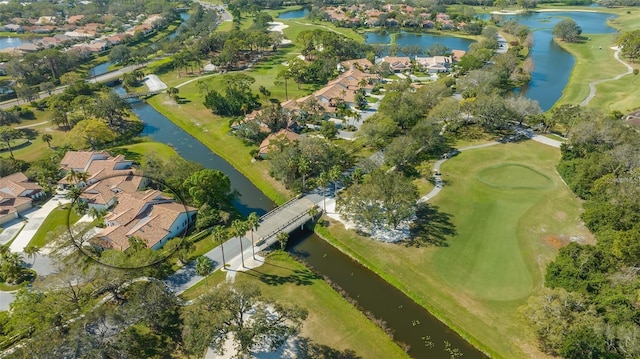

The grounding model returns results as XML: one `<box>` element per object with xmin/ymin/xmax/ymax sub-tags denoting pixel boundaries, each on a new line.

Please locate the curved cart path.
<box><xmin>581</xmin><ymin>47</ymin><xmax>633</xmax><ymax>106</ymax></box>
<box><xmin>419</xmin><ymin>134</ymin><xmax>564</xmax><ymax>203</ymax></box>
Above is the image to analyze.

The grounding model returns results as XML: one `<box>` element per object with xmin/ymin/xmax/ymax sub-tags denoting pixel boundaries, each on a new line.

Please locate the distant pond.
<box><xmin>277</xmin><ymin>8</ymin><xmax>310</xmax><ymax>19</ymax></box>
<box><xmin>0</xmin><ymin>37</ymin><xmax>29</xmax><ymax>51</ymax></box>
<box><xmin>365</xmin><ymin>31</ymin><xmax>474</xmax><ymax>55</ymax></box>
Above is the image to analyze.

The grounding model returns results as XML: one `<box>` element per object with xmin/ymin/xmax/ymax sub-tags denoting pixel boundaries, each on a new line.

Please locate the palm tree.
<box><xmin>41</xmin><ymin>133</ymin><xmax>53</xmax><ymax>148</ymax></box>
<box><xmin>298</xmin><ymin>157</ymin><xmax>311</xmax><ymax>192</ymax></box>
<box><xmin>211</xmin><ymin>225</ymin><xmax>228</xmax><ymax>268</ymax></box>
<box><xmin>133</xmin><ymin>69</ymin><xmax>145</xmax><ymax>82</ymax></box>
<box><xmin>246</xmin><ymin>212</ymin><xmax>260</xmax><ymax>260</ymax></box>
<box><xmin>231</xmin><ymin>219</ymin><xmax>248</xmax><ymax>268</ymax></box>
<box><xmin>307</xmin><ymin>206</ymin><xmax>319</xmax><ymax>223</ymax></box>
<box><xmin>0</xmin><ymin>126</ymin><xmax>21</xmax><ymax>159</ymax></box>
<box><xmin>195</xmin><ymin>256</ymin><xmax>213</xmax><ymax>288</ymax></box>
<box><xmin>23</xmin><ymin>246</ymin><xmax>40</xmax><ymax>265</ymax></box>
<box><xmin>329</xmin><ymin>165</ymin><xmax>342</xmax><ymax>196</ymax></box>
<box><xmin>276</xmin><ymin>232</ymin><xmax>289</xmax><ymax>250</ymax></box>
<box><xmin>318</xmin><ymin>171</ymin><xmax>329</xmax><ymax>213</ymax></box>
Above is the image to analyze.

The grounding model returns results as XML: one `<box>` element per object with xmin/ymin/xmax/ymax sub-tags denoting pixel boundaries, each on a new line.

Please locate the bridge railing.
<box><xmin>257</xmin><ymin>210</ymin><xmax>310</xmax><ymax>245</ymax></box>
<box><xmin>259</xmin><ymin>194</ymin><xmax>303</xmax><ymax>222</ymax></box>
<box><xmin>119</xmin><ymin>90</ymin><xmax>163</xmax><ymax>99</ymax></box>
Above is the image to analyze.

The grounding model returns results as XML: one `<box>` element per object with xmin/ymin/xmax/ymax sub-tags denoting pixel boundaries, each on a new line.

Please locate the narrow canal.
<box><xmin>120</xmin><ymin>87</ymin><xmax>486</xmax><ymax>358</ymax></box>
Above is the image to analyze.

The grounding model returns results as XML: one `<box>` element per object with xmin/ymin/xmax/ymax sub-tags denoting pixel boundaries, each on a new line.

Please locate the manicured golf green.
<box><xmin>434</xmin><ymin>160</ymin><xmax>556</xmax><ymax>301</ymax></box>
<box><xmin>476</xmin><ymin>164</ymin><xmax>553</xmax><ymax>190</ymax></box>
<box><xmin>322</xmin><ymin>140</ymin><xmax>591</xmax><ymax>358</ymax></box>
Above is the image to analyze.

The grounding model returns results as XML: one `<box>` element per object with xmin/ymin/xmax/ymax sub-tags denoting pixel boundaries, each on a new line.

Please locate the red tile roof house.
<box><xmin>0</xmin><ymin>172</ymin><xmax>44</xmax><ymax>225</ymax></box>
<box><xmin>57</xmin><ymin>151</ymin><xmax>194</xmax><ymax>251</ymax></box>
<box><xmin>92</xmin><ymin>189</ymin><xmax>197</xmax><ymax>251</ymax></box>
<box><xmin>381</xmin><ymin>56</ymin><xmax>412</xmax><ymax>72</ymax></box>
<box><xmin>338</xmin><ymin>58</ymin><xmax>374</xmax><ymax>73</ymax></box>
<box><xmin>258</xmin><ymin>129</ymin><xmax>300</xmax><ymax>158</ymax></box>
<box><xmin>58</xmin><ymin>151</ymin><xmax>147</xmax><ymax>210</ymax></box>
<box><xmin>415</xmin><ymin>55</ymin><xmax>453</xmax><ymax>73</ymax></box>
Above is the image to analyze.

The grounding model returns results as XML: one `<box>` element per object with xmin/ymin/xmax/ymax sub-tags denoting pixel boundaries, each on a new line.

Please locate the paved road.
<box><xmin>0</xmin><ymin>87</ymin><xmax>67</xmax><ymax>110</ymax></box>
<box><xmin>497</xmin><ymin>33</ymin><xmax>509</xmax><ymax>54</ymax></box>
<box><xmin>0</xmin><ymin>62</ymin><xmax>146</xmax><ymax>110</ymax></box>
<box><xmin>531</xmin><ymin>134</ymin><xmax>563</xmax><ymax>148</ymax></box>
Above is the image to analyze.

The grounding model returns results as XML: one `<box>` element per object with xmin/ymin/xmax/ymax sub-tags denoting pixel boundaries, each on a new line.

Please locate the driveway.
<box><xmin>9</xmin><ymin>197</ymin><xmax>70</xmax><ymax>253</ymax></box>
<box><xmin>0</xmin><ymin>291</ymin><xmax>16</xmax><ymax>311</ymax></box>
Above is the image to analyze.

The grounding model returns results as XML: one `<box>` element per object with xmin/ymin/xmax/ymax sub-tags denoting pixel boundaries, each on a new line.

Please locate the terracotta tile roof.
<box><xmin>60</xmin><ymin>151</ymin><xmax>110</xmax><ymax>171</ymax></box>
<box><xmin>328</xmin><ymin>68</ymin><xmax>378</xmax><ymax>90</ymax></box>
<box><xmin>339</xmin><ymin>58</ymin><xmax>374</xmax><ymax>71</ymax></box>
<box><xmin>67</xmin><ymin>15</ymin><xmax>85</xmax><ymax>24</ymax></box>
<box><xmin>259</xmin><ymin>129</ymin><xmax>301</xmax><ymax>155</ymax></box>
<box><xmin>0</xmin><ymin>172</ymin><xmax>42</xmax><ymax>197</ymax></box>
<box><xmin>0</xmin><ymin>172</ymin><xmax>40</xmax><ymax>220</ymax></box>
<box><xmin>80</xmin><ymin>171</ymin><xmax>143</xmax><ymax>206</ymax></box>
<box><xmin>382</xmin><ymin>56</ymin><xmax>412</xmax><ymax>71</ymax></box>
<box><xmin>314</xmin><ymin>83</ymin><xmax>356</xmax><ymax>104</ymax></box>
<box><xmin>95</xmin><ymin>189</ymin><xmax>196</xmax><ymax>251</ymax></box>
<box><xmin>451</xmin><ymin>49</ymin><xmax>466</xmax><ymax>62</ymax></box>
<box><xmin>0</xmin><ymin>196</ymin><xmax>31</xmax><ymax>216</ymax></box>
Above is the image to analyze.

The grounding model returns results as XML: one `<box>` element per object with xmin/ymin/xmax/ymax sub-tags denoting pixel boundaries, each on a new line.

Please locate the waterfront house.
<box><xmin>93</xmin><ymin>189</ymin><xmax>197</xmax><ymax>251</ymax></box>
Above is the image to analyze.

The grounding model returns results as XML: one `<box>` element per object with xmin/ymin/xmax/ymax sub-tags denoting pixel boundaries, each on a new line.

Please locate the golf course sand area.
<box><xmin>322</xmin><ymin>140</ymin><xmax>592</xmax><ymax>357</ymax></box>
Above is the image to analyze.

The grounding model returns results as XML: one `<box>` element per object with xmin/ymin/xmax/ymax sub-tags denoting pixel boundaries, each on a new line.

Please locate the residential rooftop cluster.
<box><xmin>320</xmin><ymin>4</ymin><xmax>470</xmax><ymax>30</ymax></box>
<box><xmin>0</xmin><ymin>13</ymin><xmax>163</xmax><ymax>56</ymax></box>
<box><xmin>57</xmin><ymin>150</ymin><xmax>196</xmax><ymax>252</ymax></box>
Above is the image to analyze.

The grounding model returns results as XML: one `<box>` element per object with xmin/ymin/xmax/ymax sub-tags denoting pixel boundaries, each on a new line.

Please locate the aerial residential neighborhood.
<box><xmin>0</xmin><ymin>0</ymin><xmax>638</xmax><ymax>358</ymax></box>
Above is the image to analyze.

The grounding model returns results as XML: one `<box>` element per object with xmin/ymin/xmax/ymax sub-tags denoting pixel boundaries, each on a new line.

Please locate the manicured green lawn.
<box><xmin>319</xmin><ymin>140</ymin><xmax>590</xmax><ymax>358</ymax></box>
<box><xmin>586</xmin><ymin>68</ymin><xmax>640</xmax><ymax>113</ymax></box>
<box><xmin>279</xmin><ymin>18</ymin><xmax>365</xmax><ymax>44</ymax></box>
<box><xmin>183</xmin><ymin>252</ymin><xmax>408</xmax><ymax>358</ymax></box>
<box><xmin>26</xmin><ymin>205</ymin><xmax>81</xmax><ymax>250</ymax></box>
<box><xmin>554</xmin><ymin>34</ymin><xmax>638</xmax><ymax>110</ymax></box>
<box><xmin>112</xmin><ymin>141</ymin><xmax>179</xmax><ymax>161</ymax></box>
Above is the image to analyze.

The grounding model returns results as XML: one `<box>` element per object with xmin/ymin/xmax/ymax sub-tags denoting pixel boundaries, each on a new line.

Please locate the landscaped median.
<box><xmin>314</xmin><ymin>140</ymin><xmax>590</xmax><ymax>358</ymax></box>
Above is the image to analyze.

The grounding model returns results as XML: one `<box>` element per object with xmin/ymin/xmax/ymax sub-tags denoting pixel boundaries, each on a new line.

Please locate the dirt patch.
<box><xmin>553</xmin><ymin>211</ymin><xmax>566</xmax><ymax>221</ymax></box>
<box><xmin>544</xmin><ymin>235</ymin><xmax>569</xmax><ymax>249</ymax></box>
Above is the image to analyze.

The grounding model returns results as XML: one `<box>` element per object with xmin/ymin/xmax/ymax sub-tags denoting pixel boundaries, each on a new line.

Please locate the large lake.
<box><xmin>363</xmin><ymin>11</ymin><xmax>617</xmax><ymax>110</ymax></box>
<box><xmin>484</xmin><ymin>11</ymin><xmax>617</xmax><ymax>110</ymax></box>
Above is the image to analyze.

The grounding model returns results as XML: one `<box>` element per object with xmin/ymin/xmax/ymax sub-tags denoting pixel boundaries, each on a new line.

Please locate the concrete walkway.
<box><xmin>581</xmin><ymin>47</ymin><xmax>633</xmax><ymax>106</ymax></box>
<box><xmin>418</xmin><ymin>131</ymin><xmax>564</xmax><ymax>203</ymax></box>
<box><xmin>531</xmin><ymin>134</ymin><xmax>562</xmax><ymax>148</ymax></box>
<box><xmin>418</xmin><ymin>142</ymin><xmax>500</xmax><ymax>203</ymax></box>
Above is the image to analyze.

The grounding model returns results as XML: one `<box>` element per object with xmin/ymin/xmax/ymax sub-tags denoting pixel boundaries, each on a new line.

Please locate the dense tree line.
<box><xmin>523</xmin><ymin>108</ymin><xmax>640</xmax><ymax>359</ymax></box>
<box><xmin>0</xmin><ymin>251</ymin><xmax>308</xmax><ymax>358</ymax></box>
<box><xmin>203</xmin><ymin>74</ymin><xmax>261</xmax><ymax>116</ymax></box>
<box><xmin>268</xmin><ymin>136</ymin><xmax>350</xmax><ymax>193</ymax></box>
<box><xmin>617</xmin><ymin>30</ymin><xmax>640</xmax><ymax>63</ymax></box>
<box><xmin>294</xmin><ymin>29</ymin><xmax>375</xmax><ymax>84</ymax></box>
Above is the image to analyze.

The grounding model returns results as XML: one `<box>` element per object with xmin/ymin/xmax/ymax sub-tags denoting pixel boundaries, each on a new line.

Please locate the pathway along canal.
<box><xmin>120</xmin><ymin>87</ymin><xmax>486</xmax><ymax>358</ymax></box>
